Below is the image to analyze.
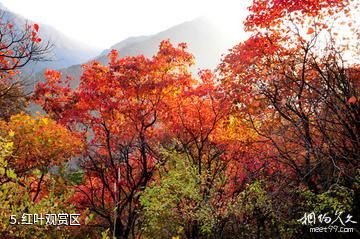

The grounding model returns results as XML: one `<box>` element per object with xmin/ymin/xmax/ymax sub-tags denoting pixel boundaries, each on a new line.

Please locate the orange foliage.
<box><xmin>0</xmin><ymin>113</ymin><xmax>83</xmax><ymax>174</ymax></box>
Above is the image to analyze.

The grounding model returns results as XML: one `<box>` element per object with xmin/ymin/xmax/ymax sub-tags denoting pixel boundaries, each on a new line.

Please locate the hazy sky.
<box><xmin>1</xmin><ymin>0</ymin><xmax>250</xmax><ymax>49</ymax></box>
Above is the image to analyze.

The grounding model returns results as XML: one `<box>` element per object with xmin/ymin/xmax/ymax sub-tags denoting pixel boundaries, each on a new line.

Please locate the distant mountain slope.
<box><xmin>0</xmin><ymin>3</ymin><xmax>100</xmax><ymax>74</ymax></box>
<box><xmin>59</xmin><ymin>17</ymin><xmax>238</xmax><ymax>82</ymax></box>
<box><xmin>100</xmin><ymin>35</ymin><xmax>151</xmax><ymax>56</ymax></box>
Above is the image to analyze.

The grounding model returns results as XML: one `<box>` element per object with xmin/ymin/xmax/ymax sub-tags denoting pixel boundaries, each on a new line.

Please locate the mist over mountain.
<box><xmin>1</xmin><ymin>2</ymin><xmax>244</xmax><ymax>89</ymax></box>
<box><xmin>0</xmin><ymin>4</ymin><xmax>100</xmax><ymax>75</ymax></box>
<box><xmin>60</xmin><ymin>16</ymin><xmax>242</xmax><ymax>82</ymax></box>
<box><xmin>100</xmin><ymin>35</ymin><xmax>151</xmax><ymax>56</ymax></box>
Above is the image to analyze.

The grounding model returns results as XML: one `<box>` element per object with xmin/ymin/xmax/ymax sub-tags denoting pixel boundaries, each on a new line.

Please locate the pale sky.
<box><xmin>1</xmin><ymin>0</ymin><xmax>249</xmax><ymax>50</ymax></box>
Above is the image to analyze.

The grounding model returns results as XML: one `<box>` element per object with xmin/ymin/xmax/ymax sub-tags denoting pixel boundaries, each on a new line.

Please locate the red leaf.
<box><xmin>348</xmin><ymin>96</ymin><xmax>357</xmax><ymax>104</ymax></box>
<box><xmin>34</xmin><ymin>23</ymin><xmax>39</xmax><ymax>32</ymax></box>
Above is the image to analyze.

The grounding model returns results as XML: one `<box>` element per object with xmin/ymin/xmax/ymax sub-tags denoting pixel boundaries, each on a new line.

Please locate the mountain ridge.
<box><xmin>57</xmin><ymin>16</ymin><xmax>238</xmax><ymax>84</ymax></box>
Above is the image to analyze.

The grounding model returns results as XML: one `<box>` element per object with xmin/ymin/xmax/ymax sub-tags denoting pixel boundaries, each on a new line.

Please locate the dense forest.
<box><xmin>0</xmin><ymin>0</ymin><xmax>359</xmax><ymax>238</ymax></box>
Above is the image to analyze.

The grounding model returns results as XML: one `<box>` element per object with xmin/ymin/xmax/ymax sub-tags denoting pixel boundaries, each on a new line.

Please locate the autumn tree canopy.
<box><xmin>1</xmin><ymin>0</ymin><xmax>359</xmax><ymax>238</ymax></box>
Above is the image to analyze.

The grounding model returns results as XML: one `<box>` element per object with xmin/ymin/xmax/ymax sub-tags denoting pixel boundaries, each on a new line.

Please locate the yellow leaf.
<box><xmin>6</xmin><ymin>169</ymin><xmax>16</xmax><ymax>179</ymax></box>
<box><xmin>8</xmin><ymin>130</ymin><xmax>15</xmax><ymax>137</ymax></box>
<box><xmin>42</xmin><ymin>118</ymin><xmax>49</xmax><ymax>125</ymax></box>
